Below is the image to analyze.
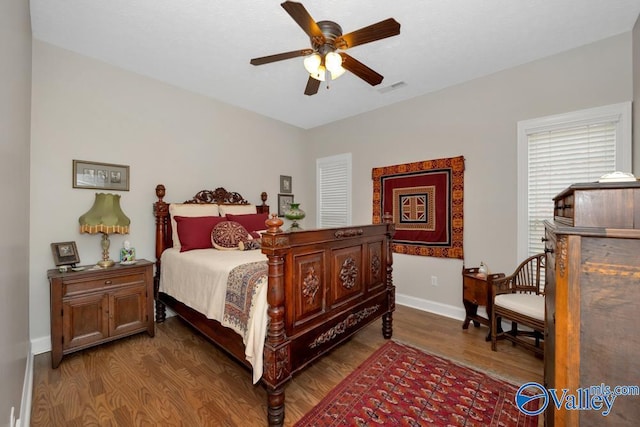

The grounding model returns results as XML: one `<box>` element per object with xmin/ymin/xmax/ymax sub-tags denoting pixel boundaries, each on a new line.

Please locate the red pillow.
<box><xmin>226</xmin><ymin>213</ymin><xmax>269</xmax><ymax>238</ymax></box>
<box><xmin>174</xmin><ymin>216</ymin><xmax>226</xmax><ymax>252</ymax></box>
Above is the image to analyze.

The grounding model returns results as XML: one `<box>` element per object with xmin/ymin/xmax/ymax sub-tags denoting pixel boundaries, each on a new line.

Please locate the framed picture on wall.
<box><xmin>280</xmin><ymin>175</ymin><xmax>292</xmax><ymax>194</ymax></box>
<box><xmin>278</xmin><ymin>194</ymin><xmax>294</xmax><ymax>217</ymax></box>
<box><xmin>73</xmin><ymin>160</ymin><xmax>130</xmax><ymax>191</ymax></box>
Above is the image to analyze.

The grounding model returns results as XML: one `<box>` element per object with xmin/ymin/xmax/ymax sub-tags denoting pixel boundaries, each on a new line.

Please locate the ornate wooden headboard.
<box><xmin>153</xmin><ymin>184</ymin><xmax>269</xmax><ymax>259</ymax></box>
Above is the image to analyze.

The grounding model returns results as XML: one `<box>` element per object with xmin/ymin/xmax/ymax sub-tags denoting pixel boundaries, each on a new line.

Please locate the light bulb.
<box><xmin>325</xmin><ymin>52</ymin><xmax>343</xmax><ymax>73</ymax></box>
<box><xmin>303</xmin><ymin>53</ymin><xmax>321</xmax><ymax>74</ymax></box>
<box><xmin>330</xmin><ymin>65</ymin><xmax>346</xmax><ymax>80</ymax></box>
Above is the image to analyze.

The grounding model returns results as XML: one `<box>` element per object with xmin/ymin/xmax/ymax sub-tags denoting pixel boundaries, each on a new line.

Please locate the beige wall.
<box><xmin>0</xmin><ymin>0</ymin><xmax>32</xmax><ymax>423</ymax></box>
<box><xmin>29</xmin><ymin>41</ymin><xmax>308</xmax><ymax>347</ymax></box>
<box><xmin>305</xmin><ymin>34</ymin><xmax>634</xmax><ymax>316</ymax></box>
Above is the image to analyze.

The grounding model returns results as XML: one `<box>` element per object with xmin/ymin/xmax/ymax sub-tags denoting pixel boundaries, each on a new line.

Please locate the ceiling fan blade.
<box><xmin>281</xmin><ymin>1</ymin><xmax>324</xmax><ymax>40</ymax></box>
<box><xmin>340</xmin><ymin>53</ymin><xmax>384</xmax><ymax>86</ymax></box>
<box><xmin>335</xmin><ymin>18</ymin><xmax>400</xmax><ymax>49</ymax></box>
<box><xmin>304</xmin><ymin>76</ymin><xmax>321</xmax><ymax>96</ymax></box>
<box><xmin>250</xmin><ymin>48</ymin><xmax>314</xmax><ymax>66</ymax></box>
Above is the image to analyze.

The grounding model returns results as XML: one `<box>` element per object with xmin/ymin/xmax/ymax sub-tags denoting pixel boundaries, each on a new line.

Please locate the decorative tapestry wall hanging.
<box><xmin>372</xmin><ymin>156</ymin><xmax>464</xmax><ymax>259</ymax></box>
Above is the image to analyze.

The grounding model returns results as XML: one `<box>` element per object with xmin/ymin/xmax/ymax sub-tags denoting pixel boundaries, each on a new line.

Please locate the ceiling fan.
<box><xmin>250</xmin><ymin>1</ymin><xmax>401</xmax><ymax>96</ymax></box>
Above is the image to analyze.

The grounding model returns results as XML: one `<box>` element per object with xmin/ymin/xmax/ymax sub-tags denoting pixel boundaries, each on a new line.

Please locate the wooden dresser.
<box><xmin>48</xmin><ymin>259</ymin><xmax>154</xmax><ymax>368</ymax></box>
<box><xmin>544</xmin><ymin>182</ymin><xmax>640</xmax><ymax>426</ymax></box>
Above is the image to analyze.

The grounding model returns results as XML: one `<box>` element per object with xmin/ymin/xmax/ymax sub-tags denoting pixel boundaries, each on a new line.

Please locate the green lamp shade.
<box><xmin>79</xmin><ymin>193</ymin><xmax>130</xmax><ymax>234</ymax></box>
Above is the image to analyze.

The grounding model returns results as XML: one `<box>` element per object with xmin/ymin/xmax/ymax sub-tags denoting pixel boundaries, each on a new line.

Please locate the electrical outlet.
<box><xmin>431</xmin><ymin>275</ymin><xmax>438</xmax><ymax>286</ymax></box>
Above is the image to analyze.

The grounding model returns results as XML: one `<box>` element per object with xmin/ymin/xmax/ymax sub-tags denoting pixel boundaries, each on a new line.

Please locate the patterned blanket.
<box><xmin>222</xmin><ymin>261</ymin><xmax>268</xmax><ymax>342</ymax></box>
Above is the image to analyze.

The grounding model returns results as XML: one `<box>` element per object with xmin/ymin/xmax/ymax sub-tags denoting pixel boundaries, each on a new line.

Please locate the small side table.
<box><xmin>462</xmin><ymin>267</ymin><xmax>505</xmax><ymax>340</ymax></box>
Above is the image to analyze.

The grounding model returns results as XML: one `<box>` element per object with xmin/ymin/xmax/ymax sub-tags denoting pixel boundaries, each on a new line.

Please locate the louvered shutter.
<box><xmin>316</xmin><ymin>153</ymin><xmax>352</xmax><ymax>228</ymax></box>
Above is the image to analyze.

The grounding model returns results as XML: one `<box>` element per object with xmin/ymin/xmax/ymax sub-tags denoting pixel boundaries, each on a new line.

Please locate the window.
<box><xmin>316</xmin><ymin>153</ymin><xmax>352</xmax><ymax>228</ymax></box>
<box><xmin>517</xmin><ymin>102</ymin><xmax>632</xmax><ymax>259</ymax></box>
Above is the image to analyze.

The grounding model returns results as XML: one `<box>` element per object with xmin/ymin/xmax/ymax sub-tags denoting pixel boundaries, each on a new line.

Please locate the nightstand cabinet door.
<box><xmin>62</xmin><ymin>293</ymin><xmax>109</xmax><ymax>350</ymax></box>
<box><xmin>110</xmin><ymin>284</ymin><xmax>147</xmax><ymax>336</ymax></box>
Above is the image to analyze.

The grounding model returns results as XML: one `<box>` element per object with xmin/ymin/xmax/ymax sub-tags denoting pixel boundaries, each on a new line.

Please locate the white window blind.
<box><xmin>527</xmin><ymin>123</ymin><xmax>616</xmax><ymax>255</ymax></box>
<box><xmin>316</xmin><ymin>153</ymin><xmax>352</xmax><ymax>228</ymax></box>
<box><xmin>517</xmin><ymin>102</ymin><xmax>632</xmax><ymax>260</ymax></box>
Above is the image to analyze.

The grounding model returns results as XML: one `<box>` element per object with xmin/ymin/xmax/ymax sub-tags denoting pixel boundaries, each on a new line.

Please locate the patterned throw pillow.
<box><xmin>211</xmin><ymin>221</ymin><xmax>250</xmax><ymax>250</ymax></box>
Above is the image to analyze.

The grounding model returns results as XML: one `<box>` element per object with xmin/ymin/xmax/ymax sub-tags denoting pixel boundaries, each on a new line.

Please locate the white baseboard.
<box><xmin>31</xmin><ymin>335</ymin><xmax>50</xmax><ymax>356</ymax></box>
<box><xmin>396</xmin><ymin>292</ymin><xmax>467</xmax><ymax>321</ymax></box>
<box><xmin>17</xmin><ymin>342</ymin><xmax>34</xmax><ymax>427</ymax></box>
<box><xmin>395</xmin><ymin>294</ymin><xmax>521</xmax><ymax>335</ymax></box>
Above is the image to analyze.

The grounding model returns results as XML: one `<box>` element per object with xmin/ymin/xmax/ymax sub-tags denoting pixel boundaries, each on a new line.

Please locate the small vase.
<box><xmin>478</xmin><ymin>262</ymin><xmax>488</xmax><ymax>278</ymax></box>
<box><xmin>284</xmin><ymin>203</ymin><xmax>306</xmax><ymax>230</ymax></box>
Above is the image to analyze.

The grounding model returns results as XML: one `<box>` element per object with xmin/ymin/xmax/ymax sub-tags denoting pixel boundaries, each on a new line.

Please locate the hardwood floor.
<box><xmin>31</xmin><ymin>304</ymin><xmax>543</xmax><ymax>426</ymax></box>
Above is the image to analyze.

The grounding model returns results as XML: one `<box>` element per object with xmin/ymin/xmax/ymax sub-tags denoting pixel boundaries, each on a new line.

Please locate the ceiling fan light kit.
<box><xmin>304</xmin><ymin>52</ymin><xmax>345</xmax><ymax>82</ymax></box>
<box><xmin>310</xmin><ymin>65</ymin><xmax>326</xmax><ymax>82</ymax></box>
<box><xmin>250</xmin><ymin>1</ymin><xmax>400</xmax><ymax>95</ymax></box>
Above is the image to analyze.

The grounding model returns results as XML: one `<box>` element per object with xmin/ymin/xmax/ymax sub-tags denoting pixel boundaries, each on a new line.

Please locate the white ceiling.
<box><xmin>30</xmin><ymin>0</ymin><xmax>640</xmax><ymax>129</ymax></box>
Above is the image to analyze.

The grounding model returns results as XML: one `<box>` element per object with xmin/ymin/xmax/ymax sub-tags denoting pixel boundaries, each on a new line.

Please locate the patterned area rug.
<box><xmin>295</xmin><ymin>341</ymin><xmax>539</xmax><ymax>426</ymax></box>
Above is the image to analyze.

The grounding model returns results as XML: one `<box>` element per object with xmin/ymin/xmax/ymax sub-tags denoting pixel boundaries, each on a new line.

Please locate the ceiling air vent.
<box><xmin>378</xmin><ymin>81</ymin><xmax>407</xmax><ymax>94</ymax></box>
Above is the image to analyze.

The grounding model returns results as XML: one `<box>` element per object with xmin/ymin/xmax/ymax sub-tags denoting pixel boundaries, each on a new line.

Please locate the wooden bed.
<box><xmin>153</xmin><ymin>184</ymin><xmax>395</xmax><ymax>426</ymax></box>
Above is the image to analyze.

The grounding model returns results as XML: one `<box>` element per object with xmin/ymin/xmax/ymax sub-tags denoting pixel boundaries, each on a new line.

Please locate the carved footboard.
<box><xmin>260</xmin><ymin>214</ymin><xmax>395</xmax><ymax>426</ymax></box>
<box><xmin>153</xmin><ymin>185</ymin><xmax>394</xmax><ymax>426</ymax></box>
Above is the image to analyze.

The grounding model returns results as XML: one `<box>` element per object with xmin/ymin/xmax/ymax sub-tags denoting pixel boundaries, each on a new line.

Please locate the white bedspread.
<box><xmin>159</xmin><ymin>248</ymin><xmax>269</xmax><ymax>383</ymax></box>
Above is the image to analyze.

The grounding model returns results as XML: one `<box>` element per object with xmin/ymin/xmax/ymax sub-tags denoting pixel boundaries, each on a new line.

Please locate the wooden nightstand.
<box><xmin>462</xmin><ymin>267</ymin><xmax>504</xmax><ymax>340</ymax></box>
<box><xmin>47</xmin><ymin>259</ymin><xmax>154</xmax><ymax>368</ymax></box>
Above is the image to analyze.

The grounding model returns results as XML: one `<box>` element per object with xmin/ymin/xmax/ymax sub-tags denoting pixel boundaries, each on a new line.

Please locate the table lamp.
<box><xmin>79</xmin><ymin>193</ymin><xmax>130</xmax><ymax>267</ymax></box>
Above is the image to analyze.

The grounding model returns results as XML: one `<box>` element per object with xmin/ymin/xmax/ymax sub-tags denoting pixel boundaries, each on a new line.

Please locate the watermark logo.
<box><xmin>516</xmin><ymin>382</ymin><xmax>548</xmax><ymax>416</ymax></box>
<box><xmin>516</xmin><ymin>382</ymin><xmax>640</xmax><ymax>417</ymax></box>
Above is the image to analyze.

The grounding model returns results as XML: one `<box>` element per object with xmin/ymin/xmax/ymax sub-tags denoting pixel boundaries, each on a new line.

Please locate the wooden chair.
<box><xmin>490</xmin><ymin>253</ymin><xmax>545</xmax><ymax>357</ymax></box>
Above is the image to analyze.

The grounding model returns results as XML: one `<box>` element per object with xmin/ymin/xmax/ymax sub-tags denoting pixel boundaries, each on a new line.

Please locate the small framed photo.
<box><xmin>73</xmin><ymin>160</ymin><xmax>129</xmax><ymax>191</ymax></box>
<box><xmin>278</xmin><ymin>194</ymin><xmax>294</xmax><ymax>217</ymax></box>
<box><xmin>280</xmin><ymin>175</ymin><xmax>292</xmax><ymax>194</ymax></box>
<box><xmin>51</xmin><ymin>241</ymin><xmax>80</xmax><ymax>266</ymax></box>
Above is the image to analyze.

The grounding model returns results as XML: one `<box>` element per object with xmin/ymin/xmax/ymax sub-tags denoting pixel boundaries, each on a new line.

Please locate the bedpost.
<box><xmin>257</xmin><ymin>191</ymin><xmax>270</xmax><ymax>214</ymax></box>
<box><xmin>153</xmin><ymin>184</ymin><xmax>169</xmax><ymax>322</ymax></box>
<box><xmin>261</xmin><ymin>214</ymin><xmax>291</xmax><ymax>427</ymax></box>
<box><xmin>382</xmin><ymin>212</ymin><xmax>395</xmax><ymax>339</ymax></box>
